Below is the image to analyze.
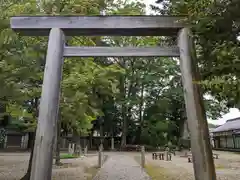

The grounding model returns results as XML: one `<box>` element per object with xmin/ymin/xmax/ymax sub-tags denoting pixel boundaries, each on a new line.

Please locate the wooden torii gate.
<box><xmin>10</xmin><ymin>16</ymin><xmax>216</xmax><ymax>180</ymax></box>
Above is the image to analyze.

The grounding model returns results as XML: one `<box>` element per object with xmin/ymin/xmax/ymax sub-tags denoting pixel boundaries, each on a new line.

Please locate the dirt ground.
<box><xmin>1</xmin><ymin>151</ymin><xmax>240</xmax><ymax>180</ymax></box>
<box><xmin>144</xmin><ymin>150</ymin><xmax>240</xmax><ymax>180</ymax></box>
<box><xmin>0</xmin><ymin>152</ymin><xmax>98</xmax><ymax>180</ymax></box>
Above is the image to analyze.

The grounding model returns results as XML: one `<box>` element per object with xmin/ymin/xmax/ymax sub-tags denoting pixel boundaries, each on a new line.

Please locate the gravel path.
<box><xmin>0</xmin><ymin>152</ymin><xmax>98</xmax><ymax>180</ymax></box>
<box><xmin>93</xmin><ymin>154</ymin><xmax>151</xmax><ymax>180</ymax></box>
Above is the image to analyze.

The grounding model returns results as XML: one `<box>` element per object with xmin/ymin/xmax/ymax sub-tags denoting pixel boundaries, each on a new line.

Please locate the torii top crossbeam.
<box><xmin>10</xmin><ymin>15</ymin><xmax>184</xmax><ymax>36</ymax></box>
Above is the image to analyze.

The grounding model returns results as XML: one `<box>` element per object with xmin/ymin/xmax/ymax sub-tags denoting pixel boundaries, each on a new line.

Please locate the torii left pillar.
<box><xmin>30</xmin><ymin>28</ymin><xmax>65</xmax><ymax>180</ymax></box>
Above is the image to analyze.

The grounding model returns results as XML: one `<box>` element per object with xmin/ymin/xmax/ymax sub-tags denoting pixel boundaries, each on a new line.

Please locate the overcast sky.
<box><xmin>142</xmin><ymin>0</ymin><xmax>240</xmax><ymax>125</ymax></box>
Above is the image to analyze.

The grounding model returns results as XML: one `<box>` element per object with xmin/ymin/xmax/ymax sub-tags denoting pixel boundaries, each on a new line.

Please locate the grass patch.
<box><xmin>60</xmin><ymin>153</ymin><xmax>79</xmax><ymax>159</ymax></box>
<box><xmin>145</xmin><ymin>164</ymin><xmax>170</xmax><ymax>180</ymax></box>
<box><xmin>215</xmin><ymin>164</ymin><xmax>226</xmax><ymax>169</ymax></box>
<box><xmin>85</xmin><ymin>166</ymin><xmax>99</xmax><ymax>180</ymax></box>
<box><xmin>133</xmin><ymin>156</ymin><xmax>170</xmax><ymax>180</ymax></box>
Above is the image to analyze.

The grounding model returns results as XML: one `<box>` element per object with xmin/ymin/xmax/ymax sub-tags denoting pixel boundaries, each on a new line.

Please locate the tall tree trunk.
<box><xmin>0</xmin><ymin>101</ymin><xmax>9</xmax><ymax>127</ymax></box>
<box><xmin>89</xmin><ymin>130</ymin><xmax>93</xmax><ymax>149</ymax></box>
<box><xmin>21</xmin><ymin>97</ymin><xmax>39</xmax><ymax>180</ymax></box>
<box><xmin>119</xmin><ymin>74</ymin><xmax>127</xmax><ymax>147</ymax></box>
<box><xmin>20</xmin><ymin>131</ymin><xmax>36</xmax><ymax>180</ymax></box>
<box><xmin>136</xmin><ymin>83</ymin><xmax>144</xmax><ymax>144</ymax></box>
<box><xmin>74</xmin><ymin>134</ymin><xmax>81</xmax><ymax>156</ymax></box>
<box><xmin>121</xmin><ymin>104</ymin><xmax>127</xmax><ymax>146</ymax></box>
<box><xmin>100</xmin><ymin>124</ymin><xmax>103</xmax><ymax>145</ymax></box>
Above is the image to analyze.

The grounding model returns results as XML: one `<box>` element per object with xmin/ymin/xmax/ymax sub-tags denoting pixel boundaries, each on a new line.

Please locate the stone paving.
<box><xmin>93</xmin><ymin>154</ymin><xmax>151</xmax><ymax>180</ymax></box>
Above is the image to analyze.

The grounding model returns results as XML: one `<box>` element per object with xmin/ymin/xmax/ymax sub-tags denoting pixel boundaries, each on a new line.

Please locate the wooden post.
<box><xmin>30</xmin><ymin>28</ymin><xmax>65</xmax><ymax>180</ymax></box>
<box><xmin>4</xmin><ymin>135</ymin><xmax>7</xmax><ymax>148</ymax></box>
<box><xmin>83</xmin><ymin>138</ymin><xmax>88</xmax><ymax>155</ymax></box>
<box><xmin>98</xmin><ymin>144</ymin><xmax>103</xmax><ymax>168</ymax></box>
<box><xmin>68</xmin><ymin>143</ymin><xmax>72</xmax><ymax>154</ymax></box>
<box><xmin>165</xmin><ymin>147</ymin><xmax>169</xmax><ymax>161</ymax></box>
<box><xmin>84</xmin><ymin>145</ymin><xmax>88</xmax><ymax>155</ymax></box>
<box><xmin>111</xmin><ymin>137</ymin><xmax>114</xmax><ymax>150</ymax></box>
<box><xmin>68</xmin><ymin>143</ymin><xmax>75</xmax><ymax>155</ymax></box>
<box><xmin>76</xmin><ymin>143</ymin><xmax>81</xmax><ymax>156</ymax></box>
<box><xmin>73</xmin><ymin>143</ymin><xmax>76</xmax><ymax>154</ymax></box>
<box><xmin>178</xmin><ymin>28</ymin><xmax>216</xmax><ymax>180</ymax></box>
<box><xmin>141</xmin><ymin>146</ymin><xmax>145</xmax><ymax>168</ymax></box>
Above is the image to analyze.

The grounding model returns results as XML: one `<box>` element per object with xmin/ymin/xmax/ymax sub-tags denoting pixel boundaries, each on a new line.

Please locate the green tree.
<box><xmin>152</xmin><ymin>0</ymin><xmax>240</xmax><ymax>110</ymax></box>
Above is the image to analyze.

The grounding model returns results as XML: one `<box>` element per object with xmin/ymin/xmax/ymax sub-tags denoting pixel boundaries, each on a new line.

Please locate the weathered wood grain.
<box><xmin>178</xmin><ymin>28</ymin><xmax>216</xmax><ymax>180</ymax></box>
<box><xmin>30</xmin><ymin>28</ymin><xmax>65</xmax><ymax>180</ymax></box>
<box><xmin>10</xmin><ymin>15</ymin><xmax>184</xmax><ymax>36</ymax></box>
<box><xmin>63</xmin><ymin>46</ymin><xmax>180</xmax><ymax>57</ymax></box>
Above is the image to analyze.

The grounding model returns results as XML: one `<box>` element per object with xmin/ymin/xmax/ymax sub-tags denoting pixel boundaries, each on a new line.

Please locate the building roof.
<box><xmin>212</xmin><ymin>117</ymin><xmax>240</xmax><ymax>133</ymax></box>
<box><xmin>234</xmin><ymin>130</ymin><xmax>240</xmax><ymax>134</ymax></box>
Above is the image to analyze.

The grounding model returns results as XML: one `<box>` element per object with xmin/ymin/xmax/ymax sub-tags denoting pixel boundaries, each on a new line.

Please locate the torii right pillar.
<box><xmin>178</xmin><ymin>28</ymin><xmax>217</xmax><ymax>180</ymax></box>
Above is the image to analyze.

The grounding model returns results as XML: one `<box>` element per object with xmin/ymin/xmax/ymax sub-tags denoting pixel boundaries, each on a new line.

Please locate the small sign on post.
<box><xmin>141</xmin><ymin>146</ymin><xmax>145</xmax><ymax>168</ymax></box>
